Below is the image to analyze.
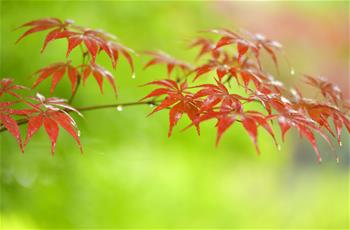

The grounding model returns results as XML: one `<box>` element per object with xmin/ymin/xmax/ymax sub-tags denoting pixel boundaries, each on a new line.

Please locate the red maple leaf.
<box><xmin>16</xmin><ymin>18</ymin><xmax>73</xmax><ymax>47</ymax></box>
<box><xmin>141</xmin><ymin>79</ymin><xmax>201</xmax><ymax>136</ymax></box>
<box><xmin>304</xmin><ymin>75</ymin><xmax>343</xmax><ymax>105</ymax></box>
<box><xmin>0</xmin><ymin>78</ymin><xmax>27</xmax><ymax>98</ymax></box>
<box><xmin>100</xmin><ymin>40</ymin><xmax>135</xmax><ymax>74</ymax></box>
<box><xmin>189</xmin><ymin>38</ymin><xmax>221</xmax><ymax>60</ymax></box>
<box><xmin>249</xmin><ymin>32</ymin><xmax>283</xmax><ymax>72</ymax></box>
<box><xmin>16</xmin><ymin>19</ymin><xmax>135</xmax><ymax>74</ymax></box>
<box><xmin>23</xmin><ymin>93</ymin><xmax>82</xmax><ymax>154</ymax></box>
<box><xmin>193</xmin><ymin>79</ymin><xmax>247</xmax><ymax>113</ymax></box>
<box><xmin>82</xmin><ymin>63</ymin><xmax>117</xmax><ymax>96</ymax></box>
<box><xmin>32</xmin><ymin>61</ymin><xmax>79</xmax><ymax>94</ymax></box>
<box><xmin>0</xmin><ymin>102</ymin><xmax>25</xmax><ymax>152</ymax></box>
<box><xmin>65</xmin><ymin>29</ymin><xmax>106</xmax><ymax>63</ymax></box>
<box><xmin>193</xmin><ymin>54</ymin><xmax>258</xmax><ymax>83</ymax></box>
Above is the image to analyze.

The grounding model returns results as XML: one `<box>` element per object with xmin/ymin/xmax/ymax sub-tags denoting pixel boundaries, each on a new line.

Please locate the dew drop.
<box><xmin>149</xmin><ymin>103</ymin><xmax>154</xmax><ymax>108</ymax></box>
<box><xmin>290</xmin><ymin>68</ymin><xmax>295</xmax><ymax>75</ymax></box>
<box><xmin>339</xmin><ymin>141</ymin><xmax>342</xmax><ymax>146</ymax></box>
<box><xmin>77</xmin><ymin>130</ymin><xmax>81</xmax><ymax>137</ymax></box>
<box><xmin>277</xmin><ymin>144</ymin><xmax>281</xmax><ymax>151</ymax></box>
<box><xmin>336</xmin><ymin>157</ymin><xmax>340</xmax><ymax>164</ymax></box>
<box><xmin>116</xmin><ymin>105</ymin><xmax>123</xmax><ymax>111</ymax></box>
<box><xmin>131</xmin><ymin>73</ymin><xmax>136</xmax><ymax>79</ymax></box>
<box><xmin>66</xmin><ymin>19</ymin><xmax>75</xmax><ymax>24</ymax></box>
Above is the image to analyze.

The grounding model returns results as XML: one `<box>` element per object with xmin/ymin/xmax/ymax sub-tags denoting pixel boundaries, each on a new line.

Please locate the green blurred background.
<box><xmin>0</xmin><ymin>1</ymin><xmax>349</xmax><ymax>229</ymax></box>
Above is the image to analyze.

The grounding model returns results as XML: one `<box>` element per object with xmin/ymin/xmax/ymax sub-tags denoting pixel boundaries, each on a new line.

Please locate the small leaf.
<box><xmin>43</xmin><ymin>116</ymin><xmax>59</xmax><ymax>155</ymax></box>
<box><xmin>24</xmin><ymin>114</ymin><xmax>43</xmax><ymax>146</ymax></box>
<box><xmin>0</xmin><ymin>113</ymin><xmax>23</xmax><ymax>152</ymax></box>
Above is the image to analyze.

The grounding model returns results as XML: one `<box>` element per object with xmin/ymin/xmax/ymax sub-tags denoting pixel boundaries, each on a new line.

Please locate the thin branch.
<box><xmin>68</xmin><ymin>46</ymin><xmax>88</xmax><ymax>105</ymax></box>
<box><xmin>76</xmin><ymin>100</ymin><xmax>158</xmax><ymax>112</ymax></box>
<box><xmin>68</xmin><ymin>76</ymin><xmax>81</xmax><ymax>104</ymax></box>
<box><xmin>0</xmin><ymin>100</ymin><xmax>159</xmax><ymax>133</ymax></box>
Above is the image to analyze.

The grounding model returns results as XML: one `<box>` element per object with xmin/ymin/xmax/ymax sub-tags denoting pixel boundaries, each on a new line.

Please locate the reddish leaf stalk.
<box><xmin>68</xmin><ymin>75</ymin><xmax>81</xmax><ymax>104</ymax></box>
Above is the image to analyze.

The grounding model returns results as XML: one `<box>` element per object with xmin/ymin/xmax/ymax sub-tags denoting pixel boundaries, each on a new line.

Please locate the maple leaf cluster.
<box><xmin>141</xmin><ymin>29</ymin><xmax>349</xmax><ymax>162</ymax></box>
<box><xmin>1</xmin><ymin>18</ymin><xmax>349</xmax><ymax>162</ymax></box>
<box><xmin>16</xmin><ymin>18</ymin><xmax>134</xmax><ymax>96</ymax></box>
<box><xmin>1</xmin><ymin>18</ymin><xmax>135</xmax><ymax>154</ymax></box>
<box><xmin>0</xmin><ymin>78</ymin><xmax>81</xmax><ymax>154</ymax></box>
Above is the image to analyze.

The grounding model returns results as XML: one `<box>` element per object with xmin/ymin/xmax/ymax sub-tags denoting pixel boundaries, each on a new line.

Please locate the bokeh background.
<box><xmin>1</xmin><ymin>1</ymin><xmax>349</xmax><ymax>229</ymax></box>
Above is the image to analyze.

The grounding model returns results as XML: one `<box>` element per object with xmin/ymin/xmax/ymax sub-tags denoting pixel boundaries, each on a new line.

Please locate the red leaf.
<box><xmin>149</xmin><ymin>96</ymin><xmax>180</xmax><ymax>115</ymax></box>
<box><xmin>250</xmin><ymin>33</ymin><xmax>282</xmax><ymax>72</ymax></box>
<box><xmin>92</xmin><ymin>69</ymin><xmax>104</xmax><ymax>94</ymax></box>
<box><xmin>216</xmin><ymin>68</ymin><xmax>227</xmax><ymax>80</ymax></box>
<box><xmin>242</xmin><ymin>117</ymin><xmax>259</xmax><ymax>154</ymax></box>
<box><xmin>215</xmin><ymin>36</ymin><xmax>235</xmax><ymax>49</ymax></box>
<box><xmin>193</xmin><ymin>64</ymin><xmax>215</xmax><ymax>81</ymax></box>
<box><xmin>216</xmin><ymin>115</ymin><xmax>236</xmax><ymax>145</ymax></box>
<box><xmin>0</xmin><ymin>113</ymin><xmax>23</xmax><ymax>152</ymax></box>
<box><xmin>333</xmin><ymin>114</ymin><xmax>343</xmax><ymax>146</ymax></box>
<box><xmin>67</xmin><ymin>66</ymin><xmax>78</xmax><ymax>93</ymax></box>
<box><xmin>237</xmin><ymin>40</ymin><xmax>249</xmax><ymax>63</ymax></box>
<box><xmin>50</xmin><ymin>65</ymin><xmax>66</xmax><ymax>93</ymax></box>
<box><xmin>277</xmin><ymin>116</ymin><xmax>291</xmax><ymax>142</ymax></box>
<box><xmin>66</xmin><ymin>34</ymin><xmax>83</xmax><ymax>57</ymax></box>
<box><xmin>142</xmin><ymin>79</ymin><xmax>179</xmax><ymax>90</ymax></box>
<box><xmin>0</xmin><ymin>78</ymin><xmax>27</xmax><ymax>98</ymax></box>
<box><xmin>82</xmin><ymin>63</ymin><xmax>117</xmax><ymax>96</ymax></box>
<box><xmin>121</xmin><ymin>49</ymin><xmax>135</xmax><ymax>75</ymax></box>
<box><xmin>20</xmin><ymin>96</ymin><xmax>82</xmax><ymax>154</ymax></box>
<box><xmin>298</xmin><ymin>126</ymin><xmax>322</xmax><ymax>162</ymax></box>
<box><xmin>304</xmin><ymin>75</ymin><xmax>343</xmax><ymax>104</ymax></box>
<box><xmin>32</xmin><ymin>62</ymin><xmax>78</xmax><ymax>94</ymax></box>
<box><xmin>167</xmin><ymin>64</ymin><xmax>175</xmax><ymax>78</ymax></box>
<box><xmin>189</xmin><ymin>38</ymin><xmax>217</xmax><ymax>60</ymax></box>
<box><xmin>51</xmin><ymin>112</ymin><xmax>82</xmax><ymax>153</ymax></box>
<box><xmin>143</xmin><ymin>79</ymin><xmax>201</xmax><ymax>135</ymax></box>
<box><xmin>43</xmin><ymin>116</ymin><xmax>59</xmax><ymax>155</ymax></box>
<box><xmin>84</xmin><ymin>36</ymin><xmax>99</xmax><ymax>61</ymax></box>
<box><xmin>24</xmin><ymin>114</ymin><xmax>43</xmax><ymax>146</ymax></box>
<box><xmin>102</xmin><ymin>41</ymin><xmax>135</xmax><ymax>75</ymax></box>
<box><xmin>16</xmin><ymin>18</ymin><xmax>69</xmax><ymax>43</ymax></box>
<box><xmin>168</xmin><ymin>102</ymin><xmax>185</xmax><ymax>137</ymax></box>
<box><xmin>141</xmin><ymin>88</ymin><xmax>173</xmax><ymax>101</ymax></box>
<box><xmin>41</xmin><ymin>29</ymin><xmax>74</xmax><ymax>52</ymax></box>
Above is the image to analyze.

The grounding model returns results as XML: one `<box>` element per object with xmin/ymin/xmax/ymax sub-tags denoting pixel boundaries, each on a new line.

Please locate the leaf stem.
<box><xmin>68</xmin><ymin>45</ymin><xmax>87</xmax><ymax>105</ymax></box>
<box><xmin>68</xmin><ymin>76</ymin><xmax>81</xmax><ymax>104</ymax></box>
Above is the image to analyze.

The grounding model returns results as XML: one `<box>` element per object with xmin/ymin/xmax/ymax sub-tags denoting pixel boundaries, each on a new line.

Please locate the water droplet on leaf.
<box><xmin>131</xmin><ymin>73</ymin><xmax>136</xmax><ymax>79</ymax></box>
<box><xmin>116</xmin><ymin>105</ymin><xmax>123</xmax><ymax>111</ymax></box>
<box><xmin>290</xmin><ymin>68</ymin><xmax>295</xmax><ymax>75</ymax></box>
<box><xmin>339</xmin><ymin>141</ymin><xmax>342</xmax><ymax>146</ymax></box>
<box><xmin>277</xmin><ymin>144</ymin><xmax>281</xmax><ymax>151</ymax></box>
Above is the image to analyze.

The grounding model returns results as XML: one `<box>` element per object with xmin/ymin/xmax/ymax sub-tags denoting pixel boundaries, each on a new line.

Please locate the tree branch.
<box><xmin>76</xmin><ymin>100</ymin><xmax>158</xmax><ymax>112</ymax></box>
<box><xmin>0</xmin><ymin>100</ymin><xmax>159</xmax><ymax>133</ymax></box>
